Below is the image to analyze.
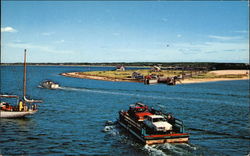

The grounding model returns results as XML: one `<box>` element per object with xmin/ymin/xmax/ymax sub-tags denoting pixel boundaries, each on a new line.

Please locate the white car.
<box><xmin>144</xmin><ymin>115</ymin><xmax>172</xmax><ymax>132</ymax></box>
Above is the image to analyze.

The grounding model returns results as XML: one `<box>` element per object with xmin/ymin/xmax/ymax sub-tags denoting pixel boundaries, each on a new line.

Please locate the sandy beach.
<box><xmin>180</xmin><ymin>77</ymin><xmax>249</xmax><ymax>84</ymax></box>
<box><xmin>209</xmin><ymin>70</ymin><xmax>249</xmax><ymax>75</ymax></box>
<box><xmin>60</xmin><ymin>70</ymin><xmax>249</xmax><ymax>84</ymax></box>
<box><xmin>180</xmin><ymin>70</ymin><xmax>249</xmax><ymax>84</ymax></box>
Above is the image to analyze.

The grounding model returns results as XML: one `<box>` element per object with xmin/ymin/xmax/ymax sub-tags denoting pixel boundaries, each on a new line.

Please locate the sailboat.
<box><xmin>0</xmin><ymin>49</ymin><xmax>42</xmax><ymax>118</ymax></box>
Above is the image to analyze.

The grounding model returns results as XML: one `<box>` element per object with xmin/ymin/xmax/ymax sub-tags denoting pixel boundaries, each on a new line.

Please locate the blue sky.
<box><xmin>1</xmin><ymin>1</ymin><xmax>249</xmax><ymax>63</ymax></box>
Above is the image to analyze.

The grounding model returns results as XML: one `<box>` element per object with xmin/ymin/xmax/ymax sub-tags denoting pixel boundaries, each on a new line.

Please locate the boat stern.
<box><xmin>144</xmin><ymin>133</ymin><xmax>189</xmax><ymax>145</ymax></box>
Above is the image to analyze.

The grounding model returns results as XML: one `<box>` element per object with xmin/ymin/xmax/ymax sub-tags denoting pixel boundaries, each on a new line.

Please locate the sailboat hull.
<box><xmin>0</xmin><ymin>110</ymin><xmax>38</xmax><ymax>118</ymax></box>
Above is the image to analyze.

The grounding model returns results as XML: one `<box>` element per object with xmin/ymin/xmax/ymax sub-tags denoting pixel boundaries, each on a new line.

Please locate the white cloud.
<box><xmin>55</xmin><ymin>39</ymin><xmax>65</xmax><ymax>43</ymax></box>
<box><xmin>105</xmin><ymin>40</ymin><xmax>248</xmax><ymax>58</ymax></box>
<box><xmin>41</xmin><ymin>32</ymin><xmax>54</xmax><ymax>36</ymax></box>
<box><xmin>112</xmin><ymin>33</ymin><xmax>120</xmax><ymax>36</ymax></box>
<box><xmin>177</xmin><ymin>34</ymin><xmax>182</xmax><ymax>38</ymax></box>
<box><xmin>171</xmin><ymin>41</ymin><xmax>249</xmax><ymax>62</ymax></box>
<box><xmin>1</xmin><ymin>26</ymin><xmax>17</xmax><ymax>32</ymax></box>
<box><xmin>234</xmin><ymin>30</ymin><xmax>248</xmax><ymax>34</ymax></box>
<box><xmin>174</xmin><ymin>41</ymin><xmax>249</xmax><ymax>56</ymax></box>
<box><xmin>208</xmin><ymin>35</ymin><xmax>242</xmax><ymax>40</ymax></box>
<box><xmin>6</xmin><ymin>42</ymin><xmax>73</xmax><ymax>54</ymax></box>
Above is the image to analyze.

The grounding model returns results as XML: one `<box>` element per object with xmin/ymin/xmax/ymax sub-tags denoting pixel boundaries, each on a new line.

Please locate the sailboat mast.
<box><xmin>23</xmin><ymin>49</ymin><xmax>27</xmax><ymax>98</ymax></box>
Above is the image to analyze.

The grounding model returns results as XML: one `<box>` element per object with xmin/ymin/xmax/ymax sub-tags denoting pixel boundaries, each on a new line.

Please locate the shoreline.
<box><xmin>60</xmin><ymin>72</ymin><xmax>143</xmax><ymax>83</ymax></box>
<box><xmin>0</xmin><ymin>64</ymin><xmax>151</xmax><ymax>68</ymax></box>
<box><xmin>60</xmin><ymin>70</ymin><xmax>249</xmax><ymax>85</ymax></box>
<box><xmin>179</xmin><ymin>77</ymin><xmax>249</xmax><ymax>84</ymax></box>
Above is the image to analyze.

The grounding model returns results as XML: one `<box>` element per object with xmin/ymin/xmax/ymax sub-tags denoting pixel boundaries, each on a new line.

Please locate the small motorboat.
<box><xmin>41</xmin><ymin>80</ymin><xmax>60</xmax><ymax>89</ymax></box>
<box><xmin>118</xmin><ymin>102</ymin><xmax>189</xmax><ymax>144</ymax></box>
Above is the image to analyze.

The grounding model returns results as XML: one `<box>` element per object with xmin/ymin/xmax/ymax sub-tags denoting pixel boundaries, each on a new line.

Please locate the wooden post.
<box><xmin>23</xmin><ymin>49</ymin><xmax>27</xmax><ymax>98</ymax></box>
<box><xmin>182</xmin><ymin>70</ymin><xmax>184</xmax><ymax>80</ymax></box>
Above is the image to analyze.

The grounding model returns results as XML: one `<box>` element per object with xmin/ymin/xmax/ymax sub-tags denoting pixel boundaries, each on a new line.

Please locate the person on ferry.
<box><xmin>167</xmin><ymin>113</ymin><xmax>175</xmax><ymax>125</ymax></box>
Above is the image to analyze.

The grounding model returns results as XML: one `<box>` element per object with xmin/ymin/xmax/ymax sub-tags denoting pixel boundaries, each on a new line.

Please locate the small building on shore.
<box><xmin>116</xmin><ymin>65</ymin><xmax>125</xmax><ymax>71</ymax></box>
<box><xmin>151</xmin><ymin>65</ymin><xmax>161</xmax><ymax>72</ymax></box>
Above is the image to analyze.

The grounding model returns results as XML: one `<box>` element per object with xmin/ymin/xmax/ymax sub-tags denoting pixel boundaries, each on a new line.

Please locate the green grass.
<box><xmin>78</xmin><ymin>69</ymin><xmax>185</xmax><ymax>79</ymax></box>
<box><xmin>77</xmin><ymin>69</ymin><xmax>247</xmax><ymax>80</ymax></box>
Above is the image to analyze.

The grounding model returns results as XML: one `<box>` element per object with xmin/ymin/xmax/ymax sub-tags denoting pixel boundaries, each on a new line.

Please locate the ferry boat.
<box><xmin>144</xmin><ymin>75</ymin><xmax>158</xmax><ymax>85</ymax></box>
<box><xmin>0</xmin><ymin>49</ymin><xmax>42</xmax><ymax>118</ymax></box>
<box><xmin>144</xmin><ymin>79</ymin><xmax>158</xmax><ymax>85</ymax></box>
<box><xmin>118</xmin><ymin>102</ymin><xmax>189</xmax><ymax>144</ymax></box>
<box><xmin>40</xmin><ymin>80</ymin><xmax>60</xmax><ymax>89</ymax></box>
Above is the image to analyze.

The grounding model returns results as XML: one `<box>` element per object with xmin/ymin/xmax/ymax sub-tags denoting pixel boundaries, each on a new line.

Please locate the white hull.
<box><xmin>0</xmin><ymin>110</ymin><xmax>37</xmax><ymax>118</ymax></box>
<box><xmin>41</xmin><ymin>82</ymin><xmax>60</xmax><ymax>89</ymax></box>
<box><xmin>144</xmin><ymin>79</ymin><xmax>158</xmax><ymax>84</ymax></box>
<box><xmin>51</xmin><ymin>84</ymin><xmax>60</xmax><ymax>89</ymax></box>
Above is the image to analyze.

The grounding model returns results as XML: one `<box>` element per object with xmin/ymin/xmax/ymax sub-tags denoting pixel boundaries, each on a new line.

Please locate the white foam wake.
<box><xmin>58</xmin><ymin>86</ymin><xmax>207</xmax><ymax>103</ymax></box>
<box><xmin>144</xmin><ymin>144</ymin><xmax>169</xmax><ymax>156</ymax></box>
<box><xmin>143</xmin><ymin>143</ymin><xmax>197</xmax><ymax>156</ymax></box>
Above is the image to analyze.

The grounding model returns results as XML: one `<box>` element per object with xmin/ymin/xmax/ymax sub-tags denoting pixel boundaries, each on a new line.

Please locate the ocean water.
<box><xmin>0</xmin><ymin>66</ymin><xmax>249</xmax><ymax>156</ymax></box>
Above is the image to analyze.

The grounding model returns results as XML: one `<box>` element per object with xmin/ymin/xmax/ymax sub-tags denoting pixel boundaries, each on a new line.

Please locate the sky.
<box><xmin>1</xmin><ymin>1</ymin><xmax>249</xmax><ymax>63</ymax></box>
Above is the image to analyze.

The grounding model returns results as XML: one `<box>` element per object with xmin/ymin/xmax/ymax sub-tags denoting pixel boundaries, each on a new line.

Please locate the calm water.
<box><xmin>1</xmin><ymin>66</ymin><xmax>249</xmax><ymax>156</ymax></box>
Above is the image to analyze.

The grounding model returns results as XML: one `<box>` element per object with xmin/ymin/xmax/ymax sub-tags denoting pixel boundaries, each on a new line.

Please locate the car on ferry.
<box><xmin>143</xmin><ymin>115</ymin><xmax>172</xmax><ymax>132</ymax></box>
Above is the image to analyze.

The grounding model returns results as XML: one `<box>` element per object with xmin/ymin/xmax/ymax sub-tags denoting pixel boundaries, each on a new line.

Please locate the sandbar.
<box><xmin>60</xmin><ymin>70</ymin><xmax>249</xmax><ymax>84</ymax></box>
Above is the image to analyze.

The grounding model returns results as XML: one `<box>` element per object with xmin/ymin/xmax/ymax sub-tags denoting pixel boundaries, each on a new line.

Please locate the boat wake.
<box><xmin>102</xmin><ymin>121</ymin><xmax>119</xmax><ymax>136</ymax></box>
<box><xmin>143</xmin><ymin>143</ymin><xmax>197</xmax><ymax>156</ymax></box>
<box><xmin>59</xmin><ymin>86</ymin><xmax>136</xmax><ymax>96</ymax></box>
<box><xmin>57</xmin><ymin>86</ymin><xmax>207</xmax><ymax>103</ymax></box>
<box><xmin>187</xmin><ymin>127</ymin><xmax>250</xmax><ymax>140</ymax></box>
<box><xmin>38</xmin><ymin>85</ymin><xmax>62</xmax><ymax>90</ymax></box>
<box><xmin>144</xmin><ymin>144</ymin><xmax>169</xmax><ymax>156</ymax></box>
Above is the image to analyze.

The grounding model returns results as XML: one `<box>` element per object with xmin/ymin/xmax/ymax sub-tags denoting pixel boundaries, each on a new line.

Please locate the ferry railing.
<box><xmin>174</xmin><ymin>118</ymin><xmax>185</xmax><ymax>133</ymax></box>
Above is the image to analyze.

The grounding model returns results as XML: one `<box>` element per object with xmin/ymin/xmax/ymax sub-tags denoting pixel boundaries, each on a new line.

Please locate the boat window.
<box><xmin>138</xmin><ymin>108</ymin><xmax>145</xmax><ymax>112</ymax></box>
<box><xmin>153</xmin><ymin>117</ymin><xmax>166</xmax><ymax>122</ymax></box>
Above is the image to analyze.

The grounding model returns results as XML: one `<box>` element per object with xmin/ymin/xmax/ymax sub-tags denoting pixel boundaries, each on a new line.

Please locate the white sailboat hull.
<box><xmin>0</xmin><ymin>110</ymin><xmax>37</xmax><ymax>118</ymax></box>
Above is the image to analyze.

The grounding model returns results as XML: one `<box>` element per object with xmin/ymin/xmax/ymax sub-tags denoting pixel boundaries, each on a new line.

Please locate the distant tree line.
<box><xmin>1</xmin><ymin>62</ymin><xmax>249</xmax><ymax>70</ymax></box>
